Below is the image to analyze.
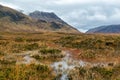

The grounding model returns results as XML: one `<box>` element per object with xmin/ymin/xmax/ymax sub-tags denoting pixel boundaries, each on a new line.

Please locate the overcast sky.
<box><xmin>0</xmin><ymin>0</ymin><xmax>120</xmax><ymax>32</ymax></box>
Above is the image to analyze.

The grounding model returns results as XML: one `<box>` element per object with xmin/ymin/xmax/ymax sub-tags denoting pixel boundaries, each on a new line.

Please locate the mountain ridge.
<box><xmin>29</xmin><ymin>11</ymin><xmax>66</xmax><ymax>24</ymax></box>
<box><xmin>0</xmin><ymin>5</ymin><xmax>79</xmax><ymax>33</ymax></box>
<box><xmin>86</xmin><ymin>24</ymin><xmax>120</xmax><ymax>33</ymax></box>
<box><xmin>29</xmin><ymin>11</ymin><xmax>78</xmax><ymax>32</ymax></box>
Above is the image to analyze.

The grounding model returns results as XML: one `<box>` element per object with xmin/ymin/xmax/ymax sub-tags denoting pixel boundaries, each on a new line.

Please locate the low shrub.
<box><xmin>14</xmin><ymin>37</ymin><xmax>24</xmax><ymax>42</ymax></box>
<box><xmin>24</xmin><ymin>43</ymin><xmax>39</xmax><ymax>50</ymax></box>
<box><xmin>39</xmin><ymin>48</ymin><xmax>61</xmax><ymax>55</ymax></box>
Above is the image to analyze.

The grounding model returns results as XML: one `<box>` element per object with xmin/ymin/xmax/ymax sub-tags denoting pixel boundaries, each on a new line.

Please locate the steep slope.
<box><xmin>29</xmin><ymin>11</ymin><xmax>66</xmax><ymax>24</ymax></box>
<box><xmin>0</xmin><ymin>5</ymin><xmax>43</xmax><ymax>32</ymax></box>
<box><xmin>0</xmin><ymin>5</ymin><xmax>79</xmax><ymax>33</ymax></box>
<box><xmin>86</xmin><ymin>25</ymin><xmax>120</xmax><ymax>33</ymax></box>
<box><xmin>29</xmin><ymin>11</ymin><xmax>79</xmax><ymax>32</ymax></box>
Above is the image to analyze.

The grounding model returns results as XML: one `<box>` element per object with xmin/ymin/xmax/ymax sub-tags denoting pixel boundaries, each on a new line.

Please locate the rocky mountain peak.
<box><xmin>29</xmin><ymin>11</ymin><xmax>66</xmax><ymax>24</ymax></box>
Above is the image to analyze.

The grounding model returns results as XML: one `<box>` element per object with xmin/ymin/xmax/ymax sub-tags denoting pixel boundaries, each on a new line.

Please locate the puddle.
<box><xmin>51</xmin><ymin>52</ymin><xmax>108</xmax><ymax>80</ymax></box>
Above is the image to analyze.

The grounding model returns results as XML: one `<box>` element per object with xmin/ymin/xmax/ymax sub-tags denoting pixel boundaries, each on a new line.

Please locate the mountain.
<box><xmin>0</xmin><ymin>5</ymin><xmax>42</xmax><ymax>32</ymax></box>
<box><xmin>29</xmin><ymin>11</ymin><xmax>66</xmax><ymax>24</ymax></box>
<box><xmin>86</xmin><ymin>24</ymin><xmax>120</xmax><ymax>33</ymax></box>
<box><xmin>0</xmin><ymin>5</ymin><xmax>79</xmax><ymax>33</ymax></box>
<box><xmin>29</xmin><ymin>11</ymin><xmax>79</xmax><ymax>32</ymax></box>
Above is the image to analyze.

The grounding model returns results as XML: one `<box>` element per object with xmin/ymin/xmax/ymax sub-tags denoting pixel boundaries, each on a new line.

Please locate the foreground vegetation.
<box><xmin>66</xmin><ymin>65</ymin><xmax>120</xmax><ymax>80</ymax></box>
<box><xmin>0</xmin><ymin>32</ymin><xmax>120</xmax><ymax>80</ymax></box>
<box><xmin>55</xmin><ymin>33</ymin><xmax>120</xmax><ymax>60</ymax></box>
<box><xmin>0</xmin><ymin>64</ymin><xmax>54</xmax><ymax>80</ymax></box>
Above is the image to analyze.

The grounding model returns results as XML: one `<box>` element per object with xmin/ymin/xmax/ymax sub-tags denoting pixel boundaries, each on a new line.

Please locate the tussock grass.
<box><xmin>0</xmin><ymin>32</ymin><xmax>120</xmax><ymax>79</ymax></box>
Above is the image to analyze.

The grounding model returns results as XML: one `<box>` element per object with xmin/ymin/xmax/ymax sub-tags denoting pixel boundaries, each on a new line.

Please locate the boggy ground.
<box><xmin>0</xmin><ymin>32</ymin><xmax>120</xmax><ymax>80</ymax></box>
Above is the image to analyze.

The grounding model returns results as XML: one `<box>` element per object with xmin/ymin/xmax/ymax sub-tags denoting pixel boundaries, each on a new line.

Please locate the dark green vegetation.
<box><xmin>32</xmin><ymin>48</ymin><xmax>64</xmax><ymax>62</ymax></box>
<box><xmin>0</xmin><ymin>32</ymin><xmax>120</xmax><ymax>80</ymax></box>
<box><xmin>39</xmin><ymin>48</ymin><xmax>61</xmax><ymax>55</ymax></box>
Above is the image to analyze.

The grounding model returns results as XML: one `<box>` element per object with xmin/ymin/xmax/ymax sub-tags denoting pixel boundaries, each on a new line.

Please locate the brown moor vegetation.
<box><xmin>0</xmin><ymin>32</ymin><xmax>120</xmax><ymax>80</ymax></box>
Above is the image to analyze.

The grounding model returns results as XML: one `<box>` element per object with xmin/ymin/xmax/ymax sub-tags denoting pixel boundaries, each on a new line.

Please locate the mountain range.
<box><xmin>2</xmin><ymin>4</ymin><xmax>120</xmax><ymax>34</ymax></box>
<box><xmin>0</xmin><ymin>5</ymin><xmax>79</xmax><ymax>33</ymax></box>
<box><xmin>86</xmin><ymin>24</ymin><xmax>120</xmax><ymax>33</ymax></box>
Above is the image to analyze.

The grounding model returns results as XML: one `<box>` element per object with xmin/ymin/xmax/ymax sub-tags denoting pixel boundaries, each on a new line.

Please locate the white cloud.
<box><xmin>87</xmin><ymin>13</ymin><xmax>107</xmax><ymax>21</ymax></box>
<box><xmin>53</xmin><ymin>0</ymin><xmax>97</xmax><ymax>5</ymax></box>
<box><xmin>0</xmin><ymin>2</ymin><xmax>21</xmax><ymax>10</ymax></box>
<box><xmin>43</xmin><ymin>0</ymin><xmax>120</xmax><ymax>5</ymax></box>
<box><xmin>110</xmin><ymin>8</ymin><xmax>120</xmax><ymax>20</ymax></box>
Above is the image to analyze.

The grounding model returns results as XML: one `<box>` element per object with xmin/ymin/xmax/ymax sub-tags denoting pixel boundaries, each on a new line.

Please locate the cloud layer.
<box><xmin>1</xmin><ymin>0</ymin><xmax>120</xmax><ymax>32</ymax></box>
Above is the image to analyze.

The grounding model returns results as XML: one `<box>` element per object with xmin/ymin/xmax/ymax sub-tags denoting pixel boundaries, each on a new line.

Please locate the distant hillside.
<box><xmin>0</xmin><ymin>5</ymin><xmax>79</xmax><ymax>33</ymax></box>
<box><xmin>29</xmin><ymin>11</ymin><xmax>79</xmax><ymax>32</ymax></box>
<box><xmin>86</xmin><ymin>25</ymin><xmax>120</xmax><ymax>33</ymax></box>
